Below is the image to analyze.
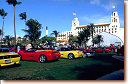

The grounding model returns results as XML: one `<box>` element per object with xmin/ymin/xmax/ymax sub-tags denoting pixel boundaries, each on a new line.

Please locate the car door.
<box><xmin>23</xmin><ymin>50</ymin><xmax>35</xmax><ymax>61</ymax></box>
<box><xmin>58</xmin><ymin>48</ymin><xmax>68</xmax><ymax>58</ymax></box>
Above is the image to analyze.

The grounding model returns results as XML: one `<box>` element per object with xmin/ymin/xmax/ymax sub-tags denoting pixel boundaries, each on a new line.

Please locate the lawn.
<box><xmin>0</xmin><ymin>53</ymin><xmax>124</xmax><ymax>80</ymax></box>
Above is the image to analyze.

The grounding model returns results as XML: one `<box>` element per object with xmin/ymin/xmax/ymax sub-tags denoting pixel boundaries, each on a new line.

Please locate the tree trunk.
<box><xmin>0</xmin><ymin>17</ymin><xmax>5</xmax><ymax>48</ymax></box>
<box><xmin>2</xmin><ymin>16</ymin><xmax>4</xmax><ymax>40</ymax></box>
<box><xmin>14</xmin><ymin>6</ymin><xmax>17</xmax><ymax>50</ymax></box>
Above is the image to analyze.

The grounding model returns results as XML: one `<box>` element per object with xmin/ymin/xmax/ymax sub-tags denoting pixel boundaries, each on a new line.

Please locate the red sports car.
<box><xmin>104</xmin><ymin>46</ymin><xmax>116</xmax><ymax>50</ymax></box>
<box><xmin>92</xmin><ymin>48</ymin><xmax>110</xmax><ymax>53</ymax></box>
<box><xmin>18</xmin><ymin>49</ymin><xmax>61</xmax><ymax>63</ymax></box>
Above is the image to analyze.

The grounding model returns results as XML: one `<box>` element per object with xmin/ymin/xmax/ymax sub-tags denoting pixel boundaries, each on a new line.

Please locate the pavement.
<box><xmin>112</xmin><ymin>55</ymin><xmax>124</xmax><ymax>62</ymax></box>
<box><xmin>96</xmin><ymin>55</ymin><xmax>124</xmax><ymax>80</ymax></box>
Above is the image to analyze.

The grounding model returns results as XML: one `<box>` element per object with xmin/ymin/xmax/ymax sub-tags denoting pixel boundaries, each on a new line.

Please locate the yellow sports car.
<box><xmin>0</xmin><ymin>48</ymin><xmax>20</xmax><ymax>67</ymax></box>
<box><xmin>57</xmin><ymin>47</ymin><xmax>84</xmax><ymax>59</ymax></box>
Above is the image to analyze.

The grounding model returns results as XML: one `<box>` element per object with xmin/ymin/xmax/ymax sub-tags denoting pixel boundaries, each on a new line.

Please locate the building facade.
<box><xmin>56</xmin><ymin>11</ymin><xmax>124</xmax><ymax>44</ymax></box>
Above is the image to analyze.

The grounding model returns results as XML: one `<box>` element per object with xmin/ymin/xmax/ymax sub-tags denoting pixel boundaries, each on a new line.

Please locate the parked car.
<box><xmin>0</xmin><ymin>48</ymin><xmax>20</xmax><ymax>67</ymax></box>
<box><xmin>18</xmin><ymin>49</ymin><xmax>61</xmax><ymax>63</ymax></box>
<box><xmin>92</xmin><ymin>47</ymin><xmax>110</xmax><ymax>53</ymax></box>
<box><xmin>57</xmin><ymin>48</ymin><xmax>84</xmax><ymax>59</ymax></box>
<box><xmin>104</xmin><ymin>46</ymin><xmax>116</xmax><ymax>50</ymax></box>
<box><xmin>74</xmin><ymin>48</ymin><xmax>94</xmax><ymax>57</ymax></box>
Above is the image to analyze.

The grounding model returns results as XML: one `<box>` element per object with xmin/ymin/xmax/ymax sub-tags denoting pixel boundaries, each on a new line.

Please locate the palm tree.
<box><xmin>19</xmin><ymin>12</ymin><xmax>27</xmax><ymax>23</ymax></box>
<box><xmin>51</xmin><ymin>30</ymin><xmax>59</xmax><ymax>46</ymax></box>
<box><xmin>6</xmin><ymin>0</ymin><xmax>22</xmax><ymax>49</ymax></box>
<box><xmin>68</xmin><ymin>34</ymin><xmax>77</xmax><ymax>46</ymax></box>
<box><xmin>0</xmin><ymin>29</ymin><xmax>2</xmax><ymax>47</ymax></box>
<box><xmin>83</xmin><ymin>29</ymin><xmax>91</xmax><ymax>47</ymax></box>
<box><xmin>4</xmin><ymin>35</ymin><xmax>12</xmax><ymax>47</ymax></box>
<box><xmin>87</xmin><ymin>23</ymin><xmax>95</xmax><ymax>46</ymax></box>
<box><xmin>0</xmin><ymin>29</ymin><xmax>2</xmax><ymax>36</ymax></box>
<box><xmin>22</xmin><ymin>19</ymin><xmax>42</xmax><ymax>48</ymax></box>
<box><xmin>0</xmin><ymin>9</ymin><xmax>7</xmax><ymax>40</ymax></box>
<box><xmin>77</xmin><ymin>28</ymin><xmax>90</xmax><ymax>48</ymax></box>
<box><xmin>92</xmin><ymin>35</ymin><xmax>103</xmax><ymax>47</ymax></box>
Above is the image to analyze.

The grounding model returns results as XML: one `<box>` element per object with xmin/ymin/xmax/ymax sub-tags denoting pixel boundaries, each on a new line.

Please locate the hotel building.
<box><xmin>56</xmin><ymin>11</ymin><xmax>124</xmax><ymax>44</ymax></box>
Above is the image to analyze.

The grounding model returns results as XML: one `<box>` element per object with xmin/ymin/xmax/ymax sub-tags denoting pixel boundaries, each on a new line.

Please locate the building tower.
<box><xmin>72</xmin><ymin>17</ymin><xmax>79</xmax><ymax>31</ymax></box>
<box><xmin>110</xmin><ymin>11</ymin><xmax>120</xmax><ymax>35</ymax></box>
<box><xmin>46</xmin><ymin>26</ymin><xmax>48</xmax><ymax>37</ymax></box>
<box><xmin>111</xmin><ymin>11</ymin><xmax>120</xmax><ymax>28</ymax></box>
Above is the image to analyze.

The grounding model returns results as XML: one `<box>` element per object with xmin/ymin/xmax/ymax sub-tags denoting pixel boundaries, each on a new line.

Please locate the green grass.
<box><xmin>0</xmin><ymin>53</ymin><xmax>124</xmax><ymax>80</ymax></box>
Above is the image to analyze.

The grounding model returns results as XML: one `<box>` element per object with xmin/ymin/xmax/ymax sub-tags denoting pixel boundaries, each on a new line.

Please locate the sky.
<box><xmin>0</xmin><ymin>0</ymin><xmax>124</xmax><ymax>38</ymax></box>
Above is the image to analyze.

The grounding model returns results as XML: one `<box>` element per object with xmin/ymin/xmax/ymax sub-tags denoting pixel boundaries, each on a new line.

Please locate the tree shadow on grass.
<box><xmin>0</xmin><ymin>64</ymin><xmax>21</xmax><ymax>69</ymax></box>
<box><xmin>92</xmin><ymin>54</ymin><xmax>124</xmax><ymax>67</ymax></box>
<box><xmin>71</xmin><ymin>55</ymin><xmax>124</xmax><ymax>80</ymax></box>
<box><xmin>71</xmin><ymin>64</ymin><xmax>123</xmax><ymax>80</ymax></box>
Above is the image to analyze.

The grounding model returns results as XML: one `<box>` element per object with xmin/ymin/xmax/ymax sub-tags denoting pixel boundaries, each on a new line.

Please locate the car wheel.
<box><xmin>83</xmin><ymin>53</ymin><xmax>87</xmax><ymax>58</ymax></box>
<box><xmin>39</xmin><ymin>55</ymin><xmax>47</xmax><ymax>63</ymax></box>
<box><xmin>18</xmin><ymin>54</ymin><xmax>22</xmax><ymax>60</ymax></box>
<box><xmin>68</xmin><ymin>53</ymin><xmax>74</xmax><ymax>59</ymax></box>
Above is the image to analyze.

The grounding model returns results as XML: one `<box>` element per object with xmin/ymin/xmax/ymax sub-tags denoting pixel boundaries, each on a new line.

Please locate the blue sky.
<box><xmin>0</xmin><ymin>0</ymin><xmax>124</xmax><ymax>38</ymax></box>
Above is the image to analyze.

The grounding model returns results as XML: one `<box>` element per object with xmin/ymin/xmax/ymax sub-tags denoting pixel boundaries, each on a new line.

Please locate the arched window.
<box><xmin>114</xmin><ymin>18</ymin><xmax>115</xmax><ymax>22</ymax></box>
<box><xmin>114</xmin><ymin>13</ymin><xmax>115</xmax><ymax>16</ymax></box>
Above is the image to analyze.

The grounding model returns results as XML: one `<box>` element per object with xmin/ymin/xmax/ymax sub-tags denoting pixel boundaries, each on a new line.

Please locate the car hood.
<box><xmin>0</xmin><ymin>52</ymin><xmax>18</xmax><ymax>56</ymax></box>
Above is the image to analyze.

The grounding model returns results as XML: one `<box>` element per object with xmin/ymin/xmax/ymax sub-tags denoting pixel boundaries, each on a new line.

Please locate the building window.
<box><xmin>114</xmin><ymin>18</ymin><xmax>115</xmax><ymax>22</ymax></box>
<box><xmin>116</xmin><ymin>19</ymin><xmax>117</xmax><ymax>22</ymax></box>
<box><xmin>112</xmin><ymin>31</ymin><xmax>113</xmax><ymax>33</ymax></box>
<box><xmin>114</xmin><ymin>13</ymin><xmax>115</xmax><ymax>16</ymax></box>
<box><xmin>115</xmin><ymin>28</ymin><xmax>117</xmax><ymax>30</ymax></box>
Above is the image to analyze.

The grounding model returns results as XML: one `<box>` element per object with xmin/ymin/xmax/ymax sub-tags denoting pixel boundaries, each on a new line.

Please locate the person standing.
<box><xmin>17</xmin><ymin>45</ymin><xmax>20</xmax><ymax>52</ymax></box>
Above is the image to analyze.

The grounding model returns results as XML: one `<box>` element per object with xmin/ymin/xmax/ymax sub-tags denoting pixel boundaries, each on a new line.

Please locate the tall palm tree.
<box><xmin>0</xmin><ymin>9</ymin><xmax>7</xmax><ymax>40</ymax></box>
<box><xmin>23</xmin><ymin>19</ymin><xmax>42</xmax><ymax>48</ymax></box>
<box><xmin>51</xmin><ymin>30</ymin><xmax>59</xmax><ymax>46</ymax></box>
<box><xmin>0</xmin><ymin>29</ymin><xmax>2</xmax><ymax>36</ymax></box>
<box><xmin>0</xmin><ymin>29</ymin><xmax>2</xmax><ymax>47</ymax></box>
<box><xmin>6</xmin><ymin>0</ymin><xmax>22</xmax><ymax>49</ymax></box>
<box><xmin>87</xmin><ymin>23</ymin><xmax>95</xmax><ymax>46</ymax></box>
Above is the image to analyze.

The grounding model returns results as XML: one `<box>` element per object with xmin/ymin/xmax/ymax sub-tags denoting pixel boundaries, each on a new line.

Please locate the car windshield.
<box><xmin>26</xmin><ymin>49</ymin><xmax>36</xmax><ymax>52</ymax></box>
<box><xmin>0</xmin><ymin>48</ymin><xmax>15</xmax><ymax>53</ymax></box>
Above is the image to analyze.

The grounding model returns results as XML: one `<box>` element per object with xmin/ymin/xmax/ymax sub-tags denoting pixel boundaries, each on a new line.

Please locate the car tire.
<box><xmin>39</xmin><ymin>55</ymin><xmax>47</xmax><ymax>63</ymax></box>
<box><xmin>68</xmin><ymin>53</ymin><xmax>74</xmax><ymax>59</ymax></box>
<box><xmin>83</xmin><ymin>53</ymin><xmax>87</xmax><ymax>58</ymax></box>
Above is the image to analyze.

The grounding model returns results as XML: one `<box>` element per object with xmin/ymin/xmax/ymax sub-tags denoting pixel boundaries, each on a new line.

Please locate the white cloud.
<box><xmin>90</xmin><ymin>0</ymin><xmax>101</xmax><ymax>5</ymax></box>
<box><xmin>90</xmin><ymin>0</ymin><xmax>122</xmax><ymax>11</ymax></box>
<box><xmin>80</xmin><ymin>14</ymin><xmax>110</xmax><ymax>25</ymax></box>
